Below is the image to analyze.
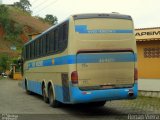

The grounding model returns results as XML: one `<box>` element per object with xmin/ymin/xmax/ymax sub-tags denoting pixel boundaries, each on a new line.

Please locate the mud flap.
<box><xmin>61</xmin><ymin>73</ymin><xmax>70</xmax><ymax>102</ymax></box>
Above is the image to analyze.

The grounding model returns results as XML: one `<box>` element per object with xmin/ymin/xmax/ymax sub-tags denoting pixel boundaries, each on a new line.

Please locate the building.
<box><xmin>28</xmin><ymin>33</ymin><xmax>41</xmax><ymax>40</ymax></box>
<box><xmin>135</xmin><ymin>27</ymin><xmax>160</xmax><ymax>97</ymax></box>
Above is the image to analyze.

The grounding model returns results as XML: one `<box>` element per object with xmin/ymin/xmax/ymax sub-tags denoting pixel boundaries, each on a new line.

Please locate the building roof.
<box><xmin>135</xmin><ymin>27</ymin><xmax>160</xmax><ymax>30</ymax></box>
<box><xmin>136</xmin><ymin>38</ymin><xmax>160</xmax><ymax>42</ymax></box>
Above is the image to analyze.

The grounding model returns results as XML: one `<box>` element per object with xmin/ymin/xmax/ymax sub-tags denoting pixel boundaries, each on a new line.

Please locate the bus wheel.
<box><xmin>48</xmin><ymin>85</ymin><xmax>61</xmax><ymax>108</ymax></box>
<box><xmin>25</xmin><ymin>80</ymin><xmax>32</xmax><ymax>95</ymax></box>
<box><xmin>42</xmin><ymin>86</ymin><xmax>49</xmax><ymax>103</ymax></box>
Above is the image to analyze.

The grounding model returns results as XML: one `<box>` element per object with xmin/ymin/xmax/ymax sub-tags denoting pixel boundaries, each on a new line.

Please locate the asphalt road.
<box><xmin>0</xmin><ymin>79</ymin><xmax>160</xmax><ymax>120</ymax></box>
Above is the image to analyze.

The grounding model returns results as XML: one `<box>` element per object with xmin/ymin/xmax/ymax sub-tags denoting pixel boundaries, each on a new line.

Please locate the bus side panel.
<box><xmin>52</xmin><ymin>73</ymin><xmax>71</xmax><ymax>103</ymax></box>
<box><xmin>61</xmin><ymin>73</ymin><xmax>70</xmax><ymax>102</ymax></box>
<box><xmin>54</xmin><ymin>84</ymin><xmax>64</xmax><ymax>102</ymax></box>
<box><xmin>54</xmin><ymin>84</ymin><xmax>71</xmax><ymax>103</ymax></box>
<box><xmin>27</xmin><ymin>80</ymin><xmax>42</xmax><ymax>95</ymax></box>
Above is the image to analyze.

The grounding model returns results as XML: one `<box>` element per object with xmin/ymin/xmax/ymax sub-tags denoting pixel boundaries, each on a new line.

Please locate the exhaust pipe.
<box><xmin>128</xmin><ymin>89</ymin><xmax>134</xmax><ymax>97</ymax></box>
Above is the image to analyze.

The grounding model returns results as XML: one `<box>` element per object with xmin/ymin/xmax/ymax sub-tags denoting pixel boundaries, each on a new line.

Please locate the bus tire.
<box><xmin>48</xmin><ymin>85</ymin><xmax>61</xmax><ymax>108</ymax></box>
<box><xmin>25</xmin><ymin>79</ymin><xmax>32</xmax><ymax>95</ymax></box>
<box><xmin>42</xmin><ymin>85</ymin><xmax>49</xmax><ymax>103</ymax></box>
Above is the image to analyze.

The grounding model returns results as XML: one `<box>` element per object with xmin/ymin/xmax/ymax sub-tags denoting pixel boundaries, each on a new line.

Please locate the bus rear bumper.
<box><xmin>70</xmin><ymin>83</ymin><xmax>138</xmax><ymax>104</ymax></box>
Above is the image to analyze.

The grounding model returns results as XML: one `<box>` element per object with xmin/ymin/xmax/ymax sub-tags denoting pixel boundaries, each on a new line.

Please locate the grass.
<box><xmin>124</xmin><ymin>96</ymin><xmax>160</xmax><ymax>113</ymax></box>
<box><xmin>108</xmin><ymin>95</ymin><xmax>160</xmax><ymax>114</ymax></box>
<box><xmin>138</xmin><ymin>96</ymin><xmax>160</xmax><ymax>108</ymax></box>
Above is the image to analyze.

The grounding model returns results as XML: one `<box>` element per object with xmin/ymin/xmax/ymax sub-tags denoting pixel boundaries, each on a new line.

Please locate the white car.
<box><xmin>2</xmin><ymin>73</ymin><xmax>8</xmax><ymax>78</ymax></box>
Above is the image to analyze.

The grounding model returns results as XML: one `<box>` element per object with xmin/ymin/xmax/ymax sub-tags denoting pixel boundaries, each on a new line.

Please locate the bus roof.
<box><xmin>72</xmin><ymin>13</ymin><xmax>132</xmax><ymax>20</ymax></box>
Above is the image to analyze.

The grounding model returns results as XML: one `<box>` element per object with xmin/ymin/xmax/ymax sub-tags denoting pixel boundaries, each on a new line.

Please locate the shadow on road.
<box><xmin>30</xmin><ymin>92</ymin><xmax>125</xmax><ymax>116</ymax></box>
<box><xmin>60</xmin><ymin>103</ymin><xmax>124</xmax><ymax>116</ymax></box>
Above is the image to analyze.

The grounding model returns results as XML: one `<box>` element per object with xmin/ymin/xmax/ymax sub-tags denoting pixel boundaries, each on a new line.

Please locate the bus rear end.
<box><xmin>68</xmin><ymin>13</ymin><xmax>138</xmax><ymax>104</ymax></box>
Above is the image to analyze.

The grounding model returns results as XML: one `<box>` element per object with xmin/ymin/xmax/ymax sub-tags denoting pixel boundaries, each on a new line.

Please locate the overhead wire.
<box><xmin>31</xmin><ymin>0</ymin><xmax>50</xmax><ymax>10</ymax></box>
<box><xmin>7</xmin><ymin>0</ymin><xmax>58</xmax><ymax>18</ymax></box>
<box><xmin>31</xmin><ymin>0</ymin><xmax>37</xmax><ymax>4</ymax></box>
<box><xmin>6</xmin><ymin>0</ymin><xmax>15</xmax><ymax>4</ymax></box>
<box><xmin>33</xmin><ymin>0</ymin><xmax>58</xmax><ymax>16</ymax></box>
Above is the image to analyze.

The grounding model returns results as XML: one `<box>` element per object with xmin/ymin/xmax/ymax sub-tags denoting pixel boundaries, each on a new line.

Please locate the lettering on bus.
<box><xmin>35</xmin><ymin>61</ymin><xmax>43</xmax><ymax>67</ymax></box>
<box><xmin>99</xmin><ymin>58</ymin><xmax>115</xmax><ymax>63</ymax></box>
<box><xmin>82</xmin><ymin>63</ymin><xmax>88</xmax><ymax>68</ymax></box>
<box><xmin>88</xmin><ymin>30</ymin><xmax>114</xmax><ymax>34</ymax></box>
<box><xmin>31</xmin><ymin>62</ymin><xmax>36</xmax><ymax>68</ymax></box>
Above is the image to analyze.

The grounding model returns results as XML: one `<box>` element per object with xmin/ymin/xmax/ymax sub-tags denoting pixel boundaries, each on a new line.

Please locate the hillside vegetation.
<box><xmin>0</xmin><ymin>4</ymin><xmax>52</xmax><ymax>71</ymax></box>
<box><xmin>0</xmin><ymin>5</ymin><xmax>51</xmax><ymax>55</ymax></box>
<box><xmin>9</xmin><ymin>7</ymin><xmax>51</xmax><ymax>34</ymax></box>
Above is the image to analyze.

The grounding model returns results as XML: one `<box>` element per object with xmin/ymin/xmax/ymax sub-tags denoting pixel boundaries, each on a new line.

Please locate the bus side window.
<box><xmin>24</xmin><ymin>46</ymin><xmax>27</xmax><ymax>60</ymax></box>
<box><xmin>25</xmin><ymin>46</ymin><xmax>27</xmax><ymax>60</ymax></box>
<box><xmin>42</xmin><ymin>35</ymin><xmax>47</xmax><ymax>56</ymax></box>
<box><xmin>46</xmin><ymin>34</ymin><xmax>49</xmax><ymax>54</ymax></box>
<box><xmin>24</xmin><ymin>21</ymin><xmax>68</xmax><ymax>60</ymax></box>
<box><xmin>28</xmin><ymin>44</ymin><xmax>31</xmax><ymax>60</ymax></box>
<box><xmin>31</xmin><ymin>42</ymin><xmax>35</xmax><ymax>59</ymax></box>
<box><xmin>54</xmin><ymin>29</ymin><xmax>59</xmax><ymax>52</ymax></box>
<box><xmin>30</xmin><ymin>43</ymin><xmax>32</xmax><ymax>59</ymax></box>
<box><xmin>34</xmin><ymin>41</ymin><xmax>36</xmax><ymax>58</ymax></box>
<box><xmin>36</xmin><ymin>39</ymin><xmax>40</xmax><ymax>57</ymax></box>
<box><xmin>63</xmin><ymin>23</ymin><xmax>68</xmax><ymax>41</ymax></box>
<box><xmin>39</xmin><ymin>38</ymin><xmax>43</xmax><ymax>56</ymax></box>
<box><xmin>63</xmin><ymin>23</ymin><xmax>68</xmax><ymax>47</ymax></box>
<box><xmin>58</xmin><ymin>22</ymin><xmax>68</xmax><ymax>51</ymax></box>
<box><xmin>49</xmin><ymin>31</ymin><xmax>54</xmax><ymax>53</ymax></box>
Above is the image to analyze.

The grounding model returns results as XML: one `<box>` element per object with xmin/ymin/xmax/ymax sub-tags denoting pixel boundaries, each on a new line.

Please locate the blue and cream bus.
<box><xmin>21</xmin><ymin>13</ymin><xmax>138</xmax><ymax>107</ymax></box>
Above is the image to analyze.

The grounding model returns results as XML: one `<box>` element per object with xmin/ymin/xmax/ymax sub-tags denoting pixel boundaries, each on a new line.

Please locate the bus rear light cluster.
<box><xmin>71</xmin><ymin>71</ymin><xmax>78</xmax><ymax>84</ymax></box>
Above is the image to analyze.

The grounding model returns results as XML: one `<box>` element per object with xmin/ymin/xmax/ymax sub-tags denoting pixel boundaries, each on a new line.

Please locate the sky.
<box><xmin>3</xmin><ymin>0</ymin><xmax>160</xmax><ymax>28</ymax></box>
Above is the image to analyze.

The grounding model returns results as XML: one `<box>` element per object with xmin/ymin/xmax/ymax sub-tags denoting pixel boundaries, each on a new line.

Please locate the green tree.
<box><xmin>0</xmin><ymin>54</ymin><xmax>10</xmax><ymax>71</ymax></box>
<box><xmin>14</xmin><ymin>0</ymin><xmax>32</xmax><ymax>14</ymax></box>
<box><xmin>44</xmin><ymin>14</ymin><xmax>58</xmax><ymax>25</ymax></box>
<box><xmin>0</xmin><ymin>5</ymin><xmax>8</xmax><ymax>17</ymax></box>
<box><xmin>0</xmin><ymin>5</ymin><xmax>9</xmax><ymax>27</ymax></box>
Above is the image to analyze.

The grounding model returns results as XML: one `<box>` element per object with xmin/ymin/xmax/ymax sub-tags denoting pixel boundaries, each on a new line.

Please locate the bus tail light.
<box><xmin>71</xmin><ymin>71</ymin><xmax>78</xmax><ymax>84</ymax></box>
<box><xmin>134</xmin><ymin>68</ymin><xmax>138</xmax><ymax>83</ymax></box>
